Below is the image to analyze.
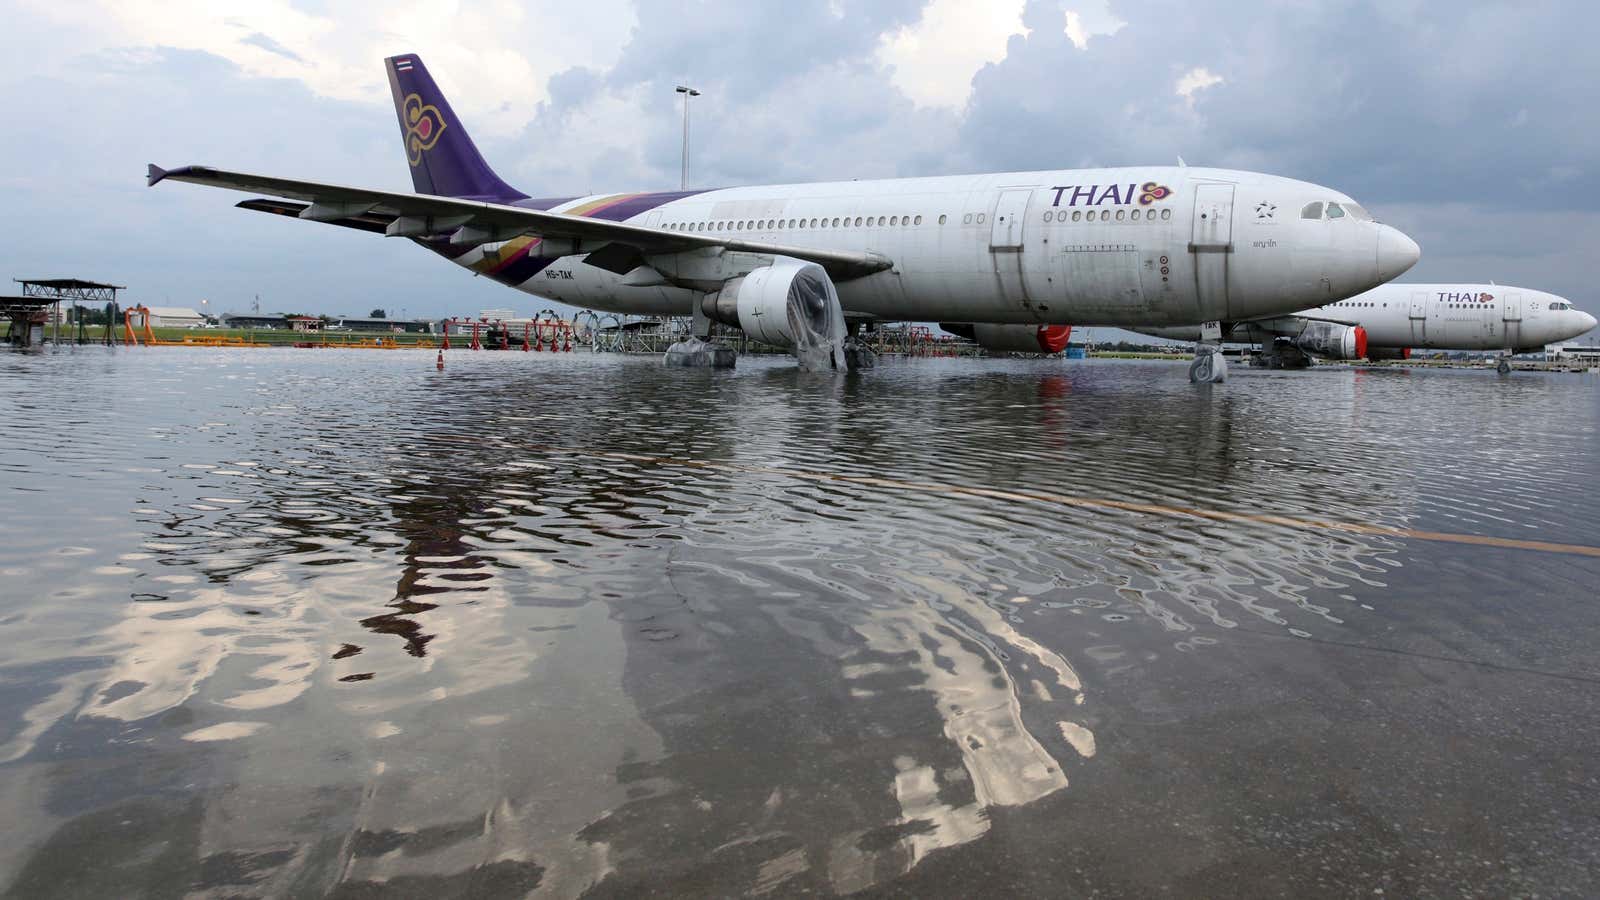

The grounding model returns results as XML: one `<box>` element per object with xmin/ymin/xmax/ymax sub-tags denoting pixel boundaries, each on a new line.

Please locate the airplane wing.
<box><xmin>148</xmin><ymin>164</ymin><xmax>893</xmax><ymax>282</ymax></box>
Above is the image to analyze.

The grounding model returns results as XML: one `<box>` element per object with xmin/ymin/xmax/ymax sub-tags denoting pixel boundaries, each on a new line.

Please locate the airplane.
<box><xmin>146</xmin><ymin>53</ymin><xmax>1421</xmax><ymax>381</ymax></box>
<box><xmin>1133</xmin><ymin>283</ymin><xmax>1596</xmax><ymax>374</ymax></box>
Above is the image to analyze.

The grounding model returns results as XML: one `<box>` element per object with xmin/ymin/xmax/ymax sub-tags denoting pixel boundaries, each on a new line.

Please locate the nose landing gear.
<box><xmin>1189</xmin><ymin>320</ymin><xmax>1227</xmax><ymax>384</ymax></box>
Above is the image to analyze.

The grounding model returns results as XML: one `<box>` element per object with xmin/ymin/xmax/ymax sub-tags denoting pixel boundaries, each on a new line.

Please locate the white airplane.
<box><xmin>146</xmin><ymin>53</ymin><xmax>1420</xmax><ymax>381</ymax></box>
<box><xmin>1136</xmin><ymin>283</ymin><xmax>1596</xmax><ymax>373</ymax></box>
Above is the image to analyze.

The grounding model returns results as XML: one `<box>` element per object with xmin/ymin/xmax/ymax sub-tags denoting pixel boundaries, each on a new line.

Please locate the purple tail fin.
<box><xmin>385</xmin><ymin>54</ymin><xmax>526</xmax><ymax>202</ymax></box>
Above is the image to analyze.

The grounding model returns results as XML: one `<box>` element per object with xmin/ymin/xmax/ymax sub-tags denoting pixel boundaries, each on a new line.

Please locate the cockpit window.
<box><xmin>1550</xmin><ymin>301</ymin><xmax>1572</xmax><ymax>310</ymax></box>
<box><xmin>1325</xmin><ymin>202</ymin><xmax>1346</xmax><ymax>219</ymax></box>
<box><xmin>1301</xmin><ymin>202</ymin><xmax>1323</xmax><ymax>219</ymax></box>
<box><xmin>1343</xmin><ymin>202</ymin><xmax>1373</xmax><ymax>221</ymax></box>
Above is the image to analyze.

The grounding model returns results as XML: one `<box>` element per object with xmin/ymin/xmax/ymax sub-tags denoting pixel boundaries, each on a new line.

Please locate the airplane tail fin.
<box><xmin>384</xmin><ymin>54</ymin><xmax>526</xmax><ymax>202</ymax></box>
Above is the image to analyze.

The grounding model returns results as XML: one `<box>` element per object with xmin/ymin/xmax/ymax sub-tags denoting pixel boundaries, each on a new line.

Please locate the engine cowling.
<box><xmin>939</xmin><ymin>323</ymin><xmax>1073</xmax><ymax>354</ymax></box>
<box><xmin>1366</xmin><ymin>347</ymin><xmax>1410</xmax><ymax>361</ymax></box>
<box><xmin>1293</xmin><ymin>321</ymin><xmax>1368</xmax><ymax>360</ymax></box>
<box><xmin>702</xmin><ymin>257</ymin><xmax>846</xmax><ymax>370</ymax></box>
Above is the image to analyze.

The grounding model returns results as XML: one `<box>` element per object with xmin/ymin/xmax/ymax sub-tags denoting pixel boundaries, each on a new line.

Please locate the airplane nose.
<box><xmin>1376</xmin><ymin>224</ymin><xmax>1421</xmax><ymax>282</ymax></box>
<box><xmin>1581</xmin><ymin>310</ymin><xmax>1598</xmax><ymax>333</ymax></box>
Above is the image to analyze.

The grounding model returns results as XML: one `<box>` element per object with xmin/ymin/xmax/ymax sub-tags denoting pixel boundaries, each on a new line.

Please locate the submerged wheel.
<box><xmin>1189</xmin><ymin>351</ymin><xmax>1227</xmax><ymax>383</ymax></box>
<box><xmin>1497</xmin><ymin>359</ymin><xmax>1511</xmax><ymax>375</ymax></box>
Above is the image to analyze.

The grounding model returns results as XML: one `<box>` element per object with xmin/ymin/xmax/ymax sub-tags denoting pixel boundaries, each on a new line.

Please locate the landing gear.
<box><xmin>1189</xmin><ymin>320</ymin><xmax>1227</xmax><ymax>384</ymax></box>
<box><xmin>843</xmin><ymin>321</ymin><xmax>878</xmax><ymax>370</ymax></box>
<box><xmin>1250</xmin><ymin>339</ymin><xmax>1312</xmax><ymax>369</ymax></box>
<box><xmin>664</xmin><ymin>296</ymin><xmax>737</xmax><ymax>368</ymax></box>
<box><xmin>1496</xmin><ymin>356</ymin><xmax>1512</xmax><ymax>375</ymax></box>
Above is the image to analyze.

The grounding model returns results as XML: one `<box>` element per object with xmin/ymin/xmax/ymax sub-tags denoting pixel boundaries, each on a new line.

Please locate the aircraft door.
<box><xmin>1409</xmin><ymin>289</ymin><xmax>1429</xmax><ymax>345</ymax></box>
<box><xmin>989</xmin><ymin>189</ymin><xmax>1031</xmax><ymax>250</ymax></box>
<box><xmin>1503</xmin><ymin>291</ymin><xmax>1523</xmax><ymax>348</ymax></box>
<box><xmin>989</xmin><ymin>188</ymin><xmax>1035</xmax><ymax>315</ymax></box>
<box><xmin>1190</xmin><ymin>183</ymin><xmax>1235</xmax><ymax>321</ymax></box>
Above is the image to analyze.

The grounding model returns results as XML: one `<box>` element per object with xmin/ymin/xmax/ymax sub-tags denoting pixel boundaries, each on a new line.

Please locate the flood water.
<box><xmin>1</xmin><ymin>347</ymin><xmax>1598</xmax><ymax>898</ymax></box>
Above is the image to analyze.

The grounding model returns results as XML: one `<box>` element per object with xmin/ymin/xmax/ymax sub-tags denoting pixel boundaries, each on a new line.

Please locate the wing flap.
<box><xmin>235</xmin><ymin>199</ymin><xmax>394</xmax><ymax>234</ymax></box>
<box><xmin>150</xmin><ymin>163</ymin><xmax>894</xmax><ymax>281</ymax></box>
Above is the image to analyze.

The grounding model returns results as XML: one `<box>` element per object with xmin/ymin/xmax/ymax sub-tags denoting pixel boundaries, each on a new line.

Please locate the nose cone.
<box><xmin>1376</xmin><ymin>224</ymin><xmax>1421</xmax><ymax>282</ymax></box>
<box><xmin>1581</xmin><ymin>310</ymin><xmax>1598</xmax><ymax>333</ymax></box>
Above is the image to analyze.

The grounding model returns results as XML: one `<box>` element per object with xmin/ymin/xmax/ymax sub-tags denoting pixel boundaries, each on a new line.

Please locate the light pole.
<box><xmin>675</xmin><ymin>85</ymin><xmax>699</xmax><ymax>190</ymax></box>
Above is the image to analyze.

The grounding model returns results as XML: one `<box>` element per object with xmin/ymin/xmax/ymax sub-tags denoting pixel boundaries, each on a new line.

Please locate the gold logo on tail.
<box><xmin>402</xmin><ymin>93</ymin><xmax>447</xmax><ymax>166</ymax></box>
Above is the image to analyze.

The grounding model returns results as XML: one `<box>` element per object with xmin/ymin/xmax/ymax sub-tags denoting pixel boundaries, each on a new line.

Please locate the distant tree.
<box><xmin>369</xmin><ymin>308</ymin><xmax>387</xmax><ymax>319</ymax></box>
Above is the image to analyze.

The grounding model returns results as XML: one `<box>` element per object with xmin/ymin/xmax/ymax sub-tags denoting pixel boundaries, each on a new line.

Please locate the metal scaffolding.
<box><xmin>3</xmin><ymin>277</ymin><xmax>126</xmax><ymax>347</ymax></box>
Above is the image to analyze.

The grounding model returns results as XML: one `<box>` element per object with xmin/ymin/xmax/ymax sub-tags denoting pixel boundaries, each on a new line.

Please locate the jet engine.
<box><xmin>701</xmin><ymin>257</ymin><xmax>846</xmax><ymax>370</ymax></box>
<box><xmin>1366</xmin><ymin>347</ymin><xmax>1410</xmax><ymax>361</ymax></box>
<box><xmin>939</xmin><ymin>323</ymin><xmax>1073</xmax><ymax>354</ymax></box>
<box><xmin>1292</xmin><ymin>320</ymin><xmax>1368</xmax><ymax>360</ymax></box>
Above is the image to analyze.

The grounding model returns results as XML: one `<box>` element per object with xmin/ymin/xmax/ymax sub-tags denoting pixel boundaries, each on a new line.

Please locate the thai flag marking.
<box><xmin>395</xmin><ymin>59</ymin><xmax>414</xmax><ymax>71</ymax></box>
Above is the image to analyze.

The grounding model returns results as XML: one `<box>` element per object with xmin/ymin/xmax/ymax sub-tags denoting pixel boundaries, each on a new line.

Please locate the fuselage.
<box><xmin>1304</xmin><ymin>283</ymin><xmax>1595</xmax><ymax>351</ymax></box>
<box><xmin>434</xmin><ymin>166</ymin><xmax>1419</xmax><ymax>328</ymax></box>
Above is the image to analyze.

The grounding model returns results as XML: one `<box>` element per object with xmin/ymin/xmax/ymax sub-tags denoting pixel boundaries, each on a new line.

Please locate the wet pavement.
<box><xmin>1</xmin><ymin>347</ymin><xmax>1597</xmax><ymax>898</ymax></box>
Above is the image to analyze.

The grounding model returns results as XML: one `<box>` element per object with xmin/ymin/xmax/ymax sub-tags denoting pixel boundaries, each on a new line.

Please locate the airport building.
<box><xmin>1547</xmin><ymin>341</ymin><xmax>1600</xmax><ymax>362</ymax></box>
<box><xmin>144</xmin><ymin>306</ymin><xmax>205</xmax><ymax>328</ymax></box>
<box><xmin>221</xmin><ymin>312</ymin><xmax>289</xmax><ymax>329</ymax></box>
<box><xmin>331</xmin><ymin>316</ymin><xmax>434</xmax><ymax>333</ymax></box>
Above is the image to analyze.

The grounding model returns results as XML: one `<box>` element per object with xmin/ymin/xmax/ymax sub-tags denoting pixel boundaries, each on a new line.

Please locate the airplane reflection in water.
<box><xmin>1</xmin><ymin>357</ymin><xmax>1436</xmax><ymax>894</ymax></box>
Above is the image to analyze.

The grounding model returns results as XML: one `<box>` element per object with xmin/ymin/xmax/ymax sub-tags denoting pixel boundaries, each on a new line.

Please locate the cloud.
<box><xmin>12</xmin><ymin>0</ymin><xmax>637</xmax><ymax>138</ymax></box>
<box><xmin>240</xmin><ymin>32</ymin><xmax>303</xmax><ymax>63</ymax></box>
<box><xmin>877</xmin><ymin>0</ymin><xmax>1026</xmax><ymax>108</ymax></box>
<box><xmin>1064</xmin><ymin>3</ymin><xmax>1122</xmax><ymax>49</ymax></box>
<box><xmin>1175</xmin><ymin>67</ymin><xmax>1223</xmax><ymax>106</ymax></box>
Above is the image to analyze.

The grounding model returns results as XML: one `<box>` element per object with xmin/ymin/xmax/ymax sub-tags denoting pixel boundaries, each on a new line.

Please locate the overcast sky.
<box><xmin>2</xmin><ymin>0</ymin><xmax>1595</xmax><ymax>326</ymax></box>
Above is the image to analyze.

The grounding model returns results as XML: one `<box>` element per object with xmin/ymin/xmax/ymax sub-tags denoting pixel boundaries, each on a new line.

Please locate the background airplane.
<box><xmin>148</xmin><ymin>53</ymin><xmax>1420</xmax><ymax>381</ymax></box>
<box><xmin>1136</xmin><ymin>283</ymin><xmax>1595</xmax><ymax>373</ymax></box>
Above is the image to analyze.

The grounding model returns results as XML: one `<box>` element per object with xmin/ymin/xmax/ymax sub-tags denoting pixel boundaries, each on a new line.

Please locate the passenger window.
<box><xmin>936</xmin><ymin>215</ymin><xmax>944</xmax><ymax>224</ymax></box>
<box><xmin>977</xmin><ymin>214</ymin><xmax>986</xmax><ymax>224</ymax></box>
<box><xmin>1043</xmin><ymin>211</ymin><xmax>1053</xmax><ymax>222</ymax></box>
<box><xmin>1072</xmin><ymin>210</ymin><xmax>1082</xmax><ymax>222</ymax></box>
<box><xmin>963</xmin><ymin>214</ymin><xmax>972</xmax><ymax>224</ymax></box>
<box><xmin>1160</xmin><ymin>209</ymin><xmax>1171</xmax><ymax>220</ymax></box>
<box><xmin>832</xmin><ymin>217</ymin><xmax>841</xmax><ymax>227</ymax></box>
<box><xmin>1116</xmin><ymin>210</ymin><xmax>1125</xmax><ymax>221</ymax></box>
<box><xmin>1326</xmin><ymin>202</ymin><xmax>1345</xmax><ymax>219</ymax></box>
<box><xmin>1301</xmin><ymin>202</ymin><xmax>1324</xmax><ymax>219</ymax></box>
<box><xmin>912</xmin><ymin>215</ymin><xmax>920</xmax><ymax>226</ymax></box>
<box><xmin>876</xmin><ymin>216</ymin><xmax>884</xmax><ymax>226</ymax></box>
<box><xmin>891</xmin><ymin>216</ymin><xmax>899</xmax><ymax>226</ymax></box>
